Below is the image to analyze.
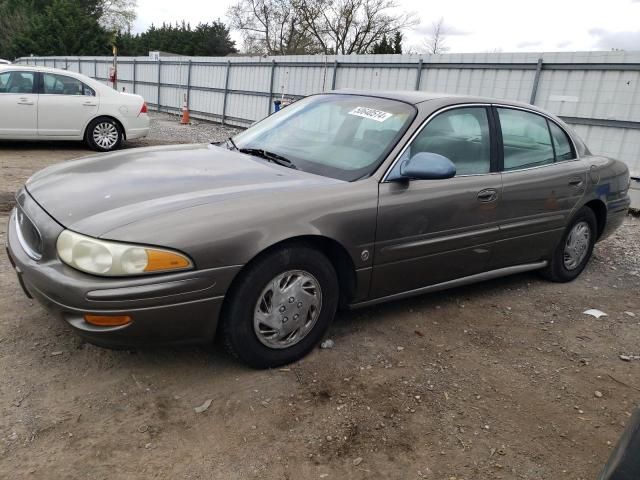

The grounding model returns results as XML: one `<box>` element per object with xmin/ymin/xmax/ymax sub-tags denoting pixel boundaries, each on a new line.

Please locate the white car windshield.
<box><xmin>232</xmin><ymin>94</ymin><xmax>416</xmax><ymax>181</ymax></box>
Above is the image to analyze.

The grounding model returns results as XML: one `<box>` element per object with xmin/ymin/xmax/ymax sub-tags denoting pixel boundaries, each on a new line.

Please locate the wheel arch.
<box><xmin>84</xmin><ymin>115</ymin><xmax>126</xmax><ymax>141</ymax></box>
<box><xmin>583</xmin><ymin>198</ymin><xmax>607</xmax><ymax>239</ymax></box>
<box><xmin>220</xmin><ymin>235</ymin><xmax>358</xmax><ymax>327</ymax></box>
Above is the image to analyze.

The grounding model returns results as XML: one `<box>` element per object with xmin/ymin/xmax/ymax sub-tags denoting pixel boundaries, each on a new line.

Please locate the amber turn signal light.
<box><xmin>144</xmin><ymin>249</ymin><xmax>191</xmax><ymax>272</ymax></box>
<box><xmin>84</xmin><ymin>314</ymin><xmax>132</xmax><ymax>327</ymax></box>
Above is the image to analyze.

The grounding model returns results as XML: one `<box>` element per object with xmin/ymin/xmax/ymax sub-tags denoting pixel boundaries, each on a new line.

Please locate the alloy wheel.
<box><xmin>93</xmin><ymin>122</ymin><xmax>119</xmax><ymax>149</ymax></box>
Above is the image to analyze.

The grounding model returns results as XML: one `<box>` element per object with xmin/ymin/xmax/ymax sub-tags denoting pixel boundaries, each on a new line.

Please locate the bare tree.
<box><xmin>424</xmin><ymin>17</ymin><xmax>449</xmax><ymax>54</ymax></box>
<box><xmin>227</xmin><ymin>0</ymin><xmax>320</xmax><ymax>54</ymax></box>
<box><xmin>99</xmin><ymin>0</ymin><xmax>137</xmax><ymax>33</ymax></box>
<box><xmin>228</xmin><ymin>0</ymin><xmax>416</xmax><ymax>55</ymax></box>
<box><xmin>296</xmin><ymin>0</ymin><xmax>416</xmax><ymax>54</ymax></box>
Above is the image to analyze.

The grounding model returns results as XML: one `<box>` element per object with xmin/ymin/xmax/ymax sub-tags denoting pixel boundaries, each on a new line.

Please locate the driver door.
<box><xmin>0</xmin><ymin>70</ymin><xmax>38</xmax><ymax>137</ymax></box>
<box><xmin>371</xmin><ymin>106</ymin><xmax>503</xmax><ymax>298</ymax></box>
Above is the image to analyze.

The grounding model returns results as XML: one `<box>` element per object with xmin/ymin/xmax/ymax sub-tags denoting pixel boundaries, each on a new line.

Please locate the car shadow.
<box><xmin>103</xmin><ymin>270</ymin><xmax>544</xmax><ymax>369</ymax></box>
<box><xmin>330</xmin><ymin>270</ymin><xmax>545</xmax><ymax>340</ymax></box>
<box><xmin>0</xmin><ymin>140</ymin><xmax>152</xmax><ymax>151</ymax></box>
<box><xmin>0</xmin><ymin>140</ymin><xmax>91</xmax><ymax>151</ymax></box>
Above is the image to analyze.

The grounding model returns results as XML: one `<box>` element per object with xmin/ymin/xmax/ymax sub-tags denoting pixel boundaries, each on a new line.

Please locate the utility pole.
<box><xmin>109</xmin><ymin>32</ymin><xmax>118</xmax><ymax>91</ymax></box>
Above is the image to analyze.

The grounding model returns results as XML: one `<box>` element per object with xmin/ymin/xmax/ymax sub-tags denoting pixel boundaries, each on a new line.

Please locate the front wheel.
<box><xmin>85</xmin><ymin>117</ymin><xmax>123</xmax><ymax>152</ymax></box>
<box><xmin>541</xmin><ymin>206</ymin><xmax>597</xmax><ymax>282</ymax></box>
<box><xmin>221</xmin><ymin>245</ymin><xmax>339</xmax><ymax>368</ymax></box>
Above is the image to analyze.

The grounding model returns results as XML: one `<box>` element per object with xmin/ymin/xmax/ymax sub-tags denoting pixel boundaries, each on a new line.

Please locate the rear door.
<box><xmin>37</xmin><ymin>72</ymin><xmax>99</xmax><ymax>137</ymax></box>
<box><xmin>491</xmin><ymin>106</ymin><xmax>587</xmax><ymax>269</ymax></box>
<box><xmin>0</xmin><ymin>70</ymin><xmax>38</xmax><ymax>137</ymax></box>
<box><xmin>372</xmin><ymin>105</ymin><xmax>502</xmax><ymax>298</ymax></box>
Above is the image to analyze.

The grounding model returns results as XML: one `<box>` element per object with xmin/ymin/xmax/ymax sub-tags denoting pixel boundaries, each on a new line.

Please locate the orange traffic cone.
<box><xmin>181</xmin><ymin>93</ymin><xmax>190</xmax><ymax>125</ymax></box>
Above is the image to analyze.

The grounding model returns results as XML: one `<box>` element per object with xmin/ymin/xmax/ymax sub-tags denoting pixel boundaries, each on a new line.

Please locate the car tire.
<box><xmin>221</xmin><ymin>245</ymin><xmax>339</xmax><ymax>369</ymax></box>
<box><xmin>85</xmin><ymin>117</ymin><xmax>123</xmax><ymax>152</ymax></box>
<box><xmin>541</xmin><ymin>206</ymin><xmax>598</xmax><ymax>282</ymax></box>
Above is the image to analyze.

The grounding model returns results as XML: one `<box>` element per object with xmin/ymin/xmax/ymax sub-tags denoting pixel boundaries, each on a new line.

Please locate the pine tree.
<box><xmin>11</xmin><ymin>0</ymin><xmax>110</xmax><ymax>57</ymax></box>
<box><xmin>392</xmin><ymin>31</ymin><xmax>403</xmax><ymax>54</ymax></box>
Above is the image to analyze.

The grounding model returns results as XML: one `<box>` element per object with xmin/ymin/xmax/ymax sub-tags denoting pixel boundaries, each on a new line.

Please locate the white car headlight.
<box><xmin>56</xmin><ymin>230</ymin><xmax>192</xmax><ymax>276</ymax></box>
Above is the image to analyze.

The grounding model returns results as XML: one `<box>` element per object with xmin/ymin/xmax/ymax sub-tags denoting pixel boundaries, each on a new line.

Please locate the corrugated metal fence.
<box><xmin>17</xmin><ymin>51</ymin><xmax>640</xmax><ymax>177</ymax></box>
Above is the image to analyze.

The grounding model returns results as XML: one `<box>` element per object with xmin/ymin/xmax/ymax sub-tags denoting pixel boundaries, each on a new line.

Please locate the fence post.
<box><xmin>222</xmin><ymin>60</ymin><xmax>231</xmax><ymax>125</ymax></box>
<box><xmin>157</xmin><ymin>58</ymin><xmax>161</xmax><ymax>112</ymax></box>
<box><xmin>65</xmin><ymin>58</ymin><xmax>68</xmax><ymax>70</ymax></box>
<box><xmin>268</xmin><ymin>59</ymin><xmax>276</xmax><ymax>115</ymax></box>
<box><xmin>529</xmin><ymin>57</ymin><xmax>543</xmax><ymax>105</ymax></box>
<box><xmin>331</xmin><ymin>60</ymin><xmax>339</xmax><ymax>90</ymax></box>
<box><xmin>186</xmin><ymin>59</ymin><xmax>192</xmax><ymax>110</ymax></box>
<box><xmin>132</xmin><ymin>58</ymin><xmax>136</xmax><ymax>93</ymax></box>
<box><xmin>94</xmin><ymin>58</ymin><xmax>97</xmax><ymax>78</ymax></box>
<box><xmin>415</xmin><ymin>58</ymin><xmax>423</xmax><ymax>90</ymax></box>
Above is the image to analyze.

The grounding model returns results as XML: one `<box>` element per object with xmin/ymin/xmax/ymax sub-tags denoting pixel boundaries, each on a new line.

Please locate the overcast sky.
<box><xmin>133</xmin><ymin>0</ymin><xmax>640</xmax><ymax>53</ymax></box>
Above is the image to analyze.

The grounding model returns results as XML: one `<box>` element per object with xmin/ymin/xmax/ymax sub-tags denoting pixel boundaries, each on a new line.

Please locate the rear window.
<box><xmin>42</xmin><ymin>73</ymin><xmax>95</xmax><ymax>96</ymax></box>
<box><xmin>498</xmin><ymin>108</ymin><xmax>554</xmax><ymax>171</ymax></box>
<box><xmin>548</xmin><ymin>121</ymin><xmax>575</xmax><ymax>161</ymax></box>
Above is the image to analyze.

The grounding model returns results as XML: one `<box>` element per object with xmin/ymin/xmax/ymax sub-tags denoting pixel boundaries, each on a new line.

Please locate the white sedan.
<box><xmin>0</xmin><ymin>65</ymin><xmax>150</xmax><ymax>151</ymax></box>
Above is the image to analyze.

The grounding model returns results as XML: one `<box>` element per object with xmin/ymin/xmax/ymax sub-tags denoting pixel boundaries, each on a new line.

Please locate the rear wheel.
<box><xmin>221</xmin><ymin>245</ymin><xmax>339</xmax><ymax>368</ymax></box>
<box><xmin>85</xmin><ymin>117</ymin><xmax>123</xmax><ymax>152</ymax></box>
<box><xmin>541</xmin><ymin>206</ymin><xmax>597</xmax><ymax>282</ymax></box>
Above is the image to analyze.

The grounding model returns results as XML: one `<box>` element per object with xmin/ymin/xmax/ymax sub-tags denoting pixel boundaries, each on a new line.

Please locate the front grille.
<box><xmin>15</xmin><ymin>207</ymin><xmax>43</xmax><ymax>260</ymax></box>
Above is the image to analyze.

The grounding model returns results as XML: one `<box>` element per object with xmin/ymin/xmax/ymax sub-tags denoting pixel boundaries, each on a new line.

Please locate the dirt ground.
<box><xmin>1</xmin><ymin>114</ymin><xmax>639</xmax><ymax>479</ymax></box>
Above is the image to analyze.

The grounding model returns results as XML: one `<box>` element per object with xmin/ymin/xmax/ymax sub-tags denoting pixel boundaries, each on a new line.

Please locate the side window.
<box><xmin>498</xmin><ymin>108</ymin><xmax>554</xmax><ymax>170</ymax></box>
<box><xmin>548</xmin><ymin>121</ymin><xmax>575</xmax><ymax>161</ymax></box>
<box><xmin>0</xmin><ymin>72</ymin><xmax>9</xmax><ymax>92</ymax></box>
<box><xmin>42</xmin><ymin>73</ymin><xmax>92</xmax><ymax>96</ymax></box>
<box><xmin>0</xmin><ymin>71</ymin><xmax>34</xmax><ymax>94</ymax></box>
<box><xmin>408</xmin><ymin>107</ymin><xmax>491</xmax><ymax>176</ymax></box>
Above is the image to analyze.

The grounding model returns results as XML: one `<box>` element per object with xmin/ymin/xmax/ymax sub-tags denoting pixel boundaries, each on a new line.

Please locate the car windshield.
<box><xmin>232</xmin><ymin>94</ymin><xmax>416</xmax><ymax>181</ymax></box>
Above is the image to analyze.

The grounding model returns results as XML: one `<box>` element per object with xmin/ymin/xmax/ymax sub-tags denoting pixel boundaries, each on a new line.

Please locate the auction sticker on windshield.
<box><xmin>348</xmin><ymin>106</ymin><xmax>393</xmax><ymax>122</ymax></box>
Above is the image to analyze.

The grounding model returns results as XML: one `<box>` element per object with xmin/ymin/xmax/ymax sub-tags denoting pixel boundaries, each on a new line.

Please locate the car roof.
<box><xmin>331</xmin><ymin>88</ymin><xmax>541</xmax><ymax>110</ymax></box>
<box><xmin>0</xmin><ymin>64</ymin><xmax>85</xmax><ymax>76</ymax></box>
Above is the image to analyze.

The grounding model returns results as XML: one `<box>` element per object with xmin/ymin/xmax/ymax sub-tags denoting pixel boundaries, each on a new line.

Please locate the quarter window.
<box><xmin>407</xmin><ymin>107</ymin><xmax>491</xmax><ymax>176</ymax></box>
<box><xmin>0</xmin><ymin>71</ymin><xmax>35</xmax><ymax>94</ymax></box>
<box><xmin>42</xmin><ymin>73</ymin><xmax>95</xmax><ymax>96</ymax></box>
<box><xmin>548</xmin><ymin>121</ymin><xmax>575</xmax><ymax>161</ymax></box>
<box><xmin>498</xmin><ymin>108</ymin><xmax>554</xmax><ymax>170</ymax></box>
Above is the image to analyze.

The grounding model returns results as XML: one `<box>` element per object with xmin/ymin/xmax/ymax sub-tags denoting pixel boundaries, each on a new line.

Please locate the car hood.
<box><xmin>26</xmin><ymin>143</ymin><xmax>339</xmax><ymax>238</ymax></box>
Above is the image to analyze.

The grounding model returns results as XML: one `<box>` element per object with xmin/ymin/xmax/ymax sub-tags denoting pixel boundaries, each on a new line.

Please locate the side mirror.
<box><xmin>399</xmin><ymin>152</ymin><xmax>456</xmax><ymax>180</ymax></box>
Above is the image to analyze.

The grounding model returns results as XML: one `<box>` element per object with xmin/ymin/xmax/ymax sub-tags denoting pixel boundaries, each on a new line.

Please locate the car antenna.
<box><xmin>227</xmin><ymin>137</ymin><xmax>238</xmax><ymax>150</ymax></box>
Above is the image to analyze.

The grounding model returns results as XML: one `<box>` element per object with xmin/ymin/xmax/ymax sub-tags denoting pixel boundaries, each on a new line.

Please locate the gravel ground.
<box><xmin>0</xmin><ymin>114</ymin><xmax>639</xmax><ymax>479</ymax></box>
<box><xmin>139</xmin><ymin>112</ymin><xmax>242</xmax><ymax>146</ymax></box>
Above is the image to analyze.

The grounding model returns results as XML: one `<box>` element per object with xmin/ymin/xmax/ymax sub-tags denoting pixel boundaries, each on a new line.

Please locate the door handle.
<box><xmin>17</xmin><ymin>100</ymin><xmax>34</xmax><ymax>105</ymax></box>
<box><xmin>568</xmin><ymin>177</ymin><xmax>584</xmax><ymax>187</ymax></box>
<box><xmin>477</xmin><ymin>188</ymin><xmax>498</xmax><ymax>203</ymax></box>
<box><xmin>83</xmin><ymin>102</ymin><xmax>97</xmax><ymax>106</ymax></box>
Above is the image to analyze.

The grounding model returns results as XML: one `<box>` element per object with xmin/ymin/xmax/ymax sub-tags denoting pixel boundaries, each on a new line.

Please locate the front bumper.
<box><xmin>6</xmin><ymin>193</ymin><xmax>241</xmax><ymax>348</ymax></box>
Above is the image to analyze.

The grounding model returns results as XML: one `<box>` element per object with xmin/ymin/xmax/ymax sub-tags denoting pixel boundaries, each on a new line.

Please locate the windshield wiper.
<box><xmin>239</xmin><ymin>148</ymin><xmax>298</xmax><ymax>170</ymax></box>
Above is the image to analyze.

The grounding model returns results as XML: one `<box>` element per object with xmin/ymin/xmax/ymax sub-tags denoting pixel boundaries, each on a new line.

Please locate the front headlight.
<box><xmin>56</xmin><ymin>230</ymin><xmax>192</xmax><ymax>276</ymax></box>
